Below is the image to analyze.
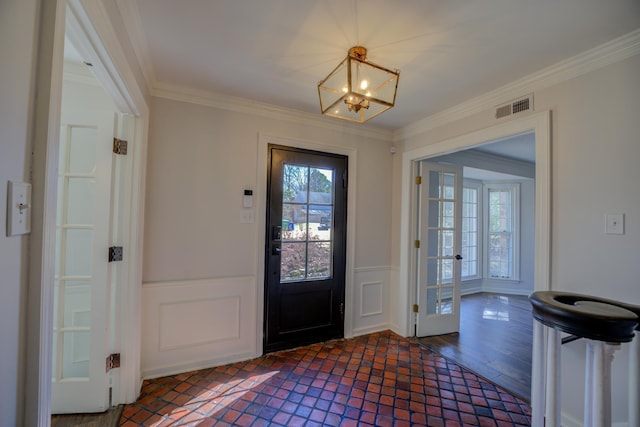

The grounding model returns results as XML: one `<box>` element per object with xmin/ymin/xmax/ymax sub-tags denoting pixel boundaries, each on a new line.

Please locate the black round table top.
<box><xmin>529</xmin><ymin>291</ymin><xmax>639</xmax><ymax>343</ymax></box>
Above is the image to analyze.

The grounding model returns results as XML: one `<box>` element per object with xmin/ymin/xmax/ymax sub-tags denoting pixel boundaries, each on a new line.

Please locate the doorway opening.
<box><xmin>26</xmin><ymin>1</ymin><xmax>149</xmax><ymax>423</ymax></box>
<box><xmin>416</xmin><ymin>133</ymin><xmax>536</xmax><ymax>400</ymax></box>
<box><xmin>399</xmin><ymin>110</ymin><xmax>551</xmax><ymax>404</ymax></box>
<box><xmin>264</xmin><ymin>145</ymin><xmax>348</xmax><ymax>353</ymax></box>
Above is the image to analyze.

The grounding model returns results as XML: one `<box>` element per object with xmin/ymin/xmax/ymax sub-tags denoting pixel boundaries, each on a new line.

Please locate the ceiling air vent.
<box><xmin>495</xmin><ymin>94</ymin><xmax>533</xmax><ymax>119</ymax></box>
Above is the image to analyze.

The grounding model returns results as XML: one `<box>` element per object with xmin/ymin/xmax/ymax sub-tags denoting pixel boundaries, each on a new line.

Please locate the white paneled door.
<box><xmin>52</xmin><ymin>108</ymin><xmax>116</xmax><ymax>413</ymax></box>
<box><xmin>416</xmin><ymin>161</ymin><xmax>463</xmax><ymax>337</ymax></box>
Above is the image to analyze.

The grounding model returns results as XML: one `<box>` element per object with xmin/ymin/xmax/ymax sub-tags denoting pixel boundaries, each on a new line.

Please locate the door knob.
<box><xmin>455</xmin><ymin>254</ymin><xmax>463</xmax><ymax>260</ymax></box>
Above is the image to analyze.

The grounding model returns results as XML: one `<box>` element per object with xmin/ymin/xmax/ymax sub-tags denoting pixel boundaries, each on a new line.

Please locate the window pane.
<box><xmin>461</xmin><ymin>186</ymin><xmax>479</xmax><ymax>278</ymax></box>
<box><xmin>307</xmin><ymin>241</ymin><xmax>332</xmax><ymax>279</ymax></box>
<box><xmin>282</xmin><ymin>204</ymin><xmax>307</xmax><ymax>240</ymax></box>
<box><xmin>487</xmin><ymin>188</ymin><xmax>515</xmax><ymax>279</ymax></box>
<box><xmin>283</xmin><ymin>165</ymin><xmax>308</xmax><ymax>203</ymax></box>
<box><xmin>309</xmin><ymin>168</ymin><xmax>333</xmax><ymax>203</ymax></box>
<box><xmin>443</xmin><ymin>173</ymin><xmax>455</xmax><ymax>199</ymax></box>
<box><xmin>280</xmin><ymin>163</ymin><xmax>336</xmax><ymax>282</ymax></box>
<box><xmin>441</xmin><ymin>287</ymin><xmax>453</xmax><ymax>314</ymax></box>
<box><xmin>281</xmin><ymin>242</ymin><xmax>307</xmax><ymax>281</ymax></box>
<box><xmin>489</xmin><ymin>233</ymin><xmax>512</xmax><ymax>278</ymax></box>
<box><xmin>426</xmin><ymin>287</ymin><xmax>438</xmax><ymax>315</ymax></box>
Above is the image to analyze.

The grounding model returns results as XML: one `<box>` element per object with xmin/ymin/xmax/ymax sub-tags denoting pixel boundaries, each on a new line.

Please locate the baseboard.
<box><xmin>561</xmin><ymin>413</ymin><xmax>629</xmax><ymax>427</ymax></box>
<box><xmin>351</xmin><ymin>323</ymin><xmax>391</xmax><ymax>337</ymax></box>
<box><xmin>142</xmin><ymin>351</ymin><xmax>257</xmax><ymax>380</ymax></box>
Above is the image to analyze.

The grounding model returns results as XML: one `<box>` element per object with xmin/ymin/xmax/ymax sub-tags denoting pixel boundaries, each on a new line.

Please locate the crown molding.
<box><xmin>396</xmin><ymin>28</ymin><xmax>640</xmax><ymax>141</ymax></box>
<box><xmin>114</xmin><ymin>0</ymin><xmax>156</xmax><ymax>96</ymax></box>
<box><xmin>153</xmin><ymin>82</ymin><xmax>394</xmax><ymax>142</ymax></box>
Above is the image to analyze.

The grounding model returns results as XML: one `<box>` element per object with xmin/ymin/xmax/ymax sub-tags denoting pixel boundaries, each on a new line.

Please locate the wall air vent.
<box><xmin>495</xmin><ymin>94</ymin><xmax>533</xmax><ymax>119</ymax></box>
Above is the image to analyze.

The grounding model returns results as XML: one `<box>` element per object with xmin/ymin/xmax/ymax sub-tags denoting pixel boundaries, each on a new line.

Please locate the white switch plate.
<box><xmin>605</xmin><ymin>213</ymin><xmax>624</xmax><ymax>235</ymax></box>
<box><xmin>240</xmin><ymin>210</ymin><xmax>254</xmax><ymax>224</ymax></box>
<box><xmin>7</xmin><ymin>181</ymin><xmax>31</xmax><ymax>236</ymax></box>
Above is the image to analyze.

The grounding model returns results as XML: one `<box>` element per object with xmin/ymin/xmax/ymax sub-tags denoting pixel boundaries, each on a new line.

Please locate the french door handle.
<box><xmin>455</xmin><ymin>254</ymin><xmax>463</xmax><ymax>260</ymax></box>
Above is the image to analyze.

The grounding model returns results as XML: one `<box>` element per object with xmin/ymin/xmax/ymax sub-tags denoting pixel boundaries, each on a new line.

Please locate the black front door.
<box><xmin>264</xmin><ymin>145</ymin><xmax>348</xmax><ymax>353</ymax></box>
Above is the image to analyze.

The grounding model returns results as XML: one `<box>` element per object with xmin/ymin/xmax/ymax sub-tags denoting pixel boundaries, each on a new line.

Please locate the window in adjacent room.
<box><xmin>461</xmin><ymin>180</ymin><xmax>481</xmax><ymax>280</ymax></box>
<box><xmin>485</xmin><ymin>184</ymin><xmax>519</xmax><ymax>280</ymax></box>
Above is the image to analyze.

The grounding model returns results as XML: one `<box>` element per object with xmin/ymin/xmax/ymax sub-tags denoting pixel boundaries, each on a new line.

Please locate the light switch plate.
<box><xmin>605</xmin><ymin>213</ymin><xmax>624</xmax><ymax>235</ymax></box>
<box><xmin>7</xmin><ymin>181</ymin><xmax>31</xmax><ymax>236</ymax></box>
<box><xmin>240</xmin><ymin>210</ymin><xmax>254</xmax><ymax>224</ymax></box>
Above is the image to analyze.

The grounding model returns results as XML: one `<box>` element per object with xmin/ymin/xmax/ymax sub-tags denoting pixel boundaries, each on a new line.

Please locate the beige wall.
<box><xmin>144</xmin><ymin>97</ymin><xmax>394</xmax><ymax>280</ymax></box>
<box><xmin>0</xmin><ymin>0</ymin><xmax>39</xmax><ymax>424</ymax></box>
<box><xmin>395</xmin><ymin>53</ymin><xmax>640</xmax><ymax>426</ymax></box>
<box><xmin>141</xmin><ymin>96</ymin><xmax>396</xmax><ymax>376</ymax></box>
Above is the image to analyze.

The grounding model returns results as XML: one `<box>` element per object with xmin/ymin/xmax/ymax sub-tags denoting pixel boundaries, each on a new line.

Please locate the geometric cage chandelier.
<box><xmin>318</xmin><ymin>46</ymin><xmax>400</xmax><ymax>124</ymax></box>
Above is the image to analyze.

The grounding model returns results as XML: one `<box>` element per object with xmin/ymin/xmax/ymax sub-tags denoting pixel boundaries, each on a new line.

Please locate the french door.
<box><xmin>264</xmin><ymin>145</ymin><xmax>348</xmax><ymax>353</ymax></box>
<box><xmin>51</xmin><ymin>107</ymin><xmax>116</xmax><ymax>413</ymax></box>
<box><xmin>416</xmin><ymin>161</ymin><xmax>464</xmax><ymax>336</ymax></box>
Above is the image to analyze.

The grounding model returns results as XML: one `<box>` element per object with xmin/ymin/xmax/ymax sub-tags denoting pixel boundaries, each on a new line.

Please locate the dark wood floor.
<box><xmin>418</xmin><ymin>292</ymin><xmax>533</xmax><ymax>401</ymax></box>
<box><xmin>51</xmin><ymin>405</ymin><xmax>122</xmax><ymax>427</ymax></box>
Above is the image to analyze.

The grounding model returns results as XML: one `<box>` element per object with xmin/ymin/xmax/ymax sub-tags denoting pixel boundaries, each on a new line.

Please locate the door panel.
<box><xmin>264</xmin><ymin>145</ymin><xmax>347</xmax><ymax>353</ymax></box>
<box><xmin>52</xmin><ymin>109</ymin><xmax>115</xmax><ymax>413</ymax></box>
<box><xmin>417</xmin><ymin>161</ymin><xmax>463</xmax><ymax>337</ymax></box>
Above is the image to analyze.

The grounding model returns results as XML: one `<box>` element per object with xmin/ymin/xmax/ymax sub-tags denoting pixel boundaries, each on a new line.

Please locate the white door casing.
<box><xmin>416</xmin><ymin>161</ymin><xmax>463</xmax><ymax>336</ymax></box>
<box><xmin>52</xmin><ymin>108</ymin><xmax>116</xmax><ymax>413</ymax></box>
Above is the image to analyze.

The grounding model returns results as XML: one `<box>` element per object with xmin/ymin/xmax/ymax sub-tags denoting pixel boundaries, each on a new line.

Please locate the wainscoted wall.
<box><xmin>141</xmin><ymin>276</ymin><xmax>257</xmax><ymax>379</ymax></box>
<box><xmin>142</xmin><ymin>268</ymin><xmax>394</xmax><ymax>379</ymax></box>
<box><xmin>350</xmin><ymin>267</ymin><xmax>391</xmax><ymax>336</ymax></box>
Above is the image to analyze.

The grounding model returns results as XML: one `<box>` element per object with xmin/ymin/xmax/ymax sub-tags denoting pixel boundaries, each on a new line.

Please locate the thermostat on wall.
<box><xmin>243</xmin><ymin>189</ymin><xmax>253</xmax><ymax>208</ymax></box>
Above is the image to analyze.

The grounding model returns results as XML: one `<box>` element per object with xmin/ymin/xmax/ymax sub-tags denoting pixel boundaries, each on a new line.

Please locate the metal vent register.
<box><xmin>495</xmin><ymin>94</ymin><xmax>533</xmax><ymax>119</ymax></box>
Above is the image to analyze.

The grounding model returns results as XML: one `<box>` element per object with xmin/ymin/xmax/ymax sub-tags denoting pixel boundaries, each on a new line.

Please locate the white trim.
<box><xmin>113</xmin><ymin>0</ymin><xmax>156</xmax><ymax>95</ymax></box>
<box><xmin>354</xmin><ymin>265</ymin><xmax>394</xmax><ymax>273</ymax></box>
<box><xmin>256</xmin><ymin>133</ymin><xmax>358</xmax><ymax>353</ymax></box>
<box><xmin>142</xmin><ymin>275</ymin><xmax>257</xmax><ymax>289</ymax></box>
<box><xmin>155</xmin><ymin>83</ymin><xmax>393</xmax><ymax>142</ymax></box>
<box><xmin>66</xmin><ymin>1</ymin><xmax>141</xmax><ymax>116</ymax></box>
<box><xmin>351</xmin><ymin>323</ymin><xmax>391</xmax><ymax>337</ymax></box>
<box><xmin>25</xmin><ymin>1</ymin><xmax>67</xmax><ymax>425</ymax></box>
<box><xmin>396</xmin><ymin>29</ymin><xmax>640</xmax><ymax>141</ymax></box>
<box><xmin>142</xmin><ymin>351</ymin><xmax>258</xmax><ymax>381</ymax></box>
<box><xmin>398</xmin><ymin>110</ymin><xmax>551</xmax><ymax>337</ymax></box>
<box><xmin>66</xmin><ymin>0</ymin><xmax>150</xmax><ymax>406</ymax></box>
<box><xmin>63</xmin><ymin>61</ymin><xmax>102</xmax><ymax>87</ymax></box>
<box><xmin>30</xmin><ymin>0</ymin><xmax>149</xmax><ymax>420</ymax></box>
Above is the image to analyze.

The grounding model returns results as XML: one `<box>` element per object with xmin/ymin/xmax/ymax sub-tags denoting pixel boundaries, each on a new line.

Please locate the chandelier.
<box><xmin>318</xmin><ymin>46</ymin><xmax>400</xmax><ymax>124</ymax></box>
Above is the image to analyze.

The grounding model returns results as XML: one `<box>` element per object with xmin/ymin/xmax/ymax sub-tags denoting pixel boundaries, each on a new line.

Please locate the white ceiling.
<box><xmin>105</xmin><ymin>1</ymin><xmax>640</xmax><ymax>130</ymax></box>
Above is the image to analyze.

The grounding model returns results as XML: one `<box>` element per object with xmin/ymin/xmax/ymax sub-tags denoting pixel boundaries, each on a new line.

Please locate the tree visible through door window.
<box><xmin>281</xmin><ymin>164</ymin><xmax>334</xmax><ymax>281</ymax></box>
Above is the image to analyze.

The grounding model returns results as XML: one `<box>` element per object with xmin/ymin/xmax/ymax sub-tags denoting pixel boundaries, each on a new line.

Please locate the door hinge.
<box><xmin>413</xmin><ymin>304</ymin><xmax>419</xmax><ymax>313</ymax></box>
<box><xmin>340</xmin><ymin>302</ymin><xmax>344</xmax><ymax>316</ymax></box>
<box><xmin>113</xmin><ymin>138</ymin><xmax>128</xmax><ymax>155</ymax></box>
<box><xmin>106</xmin><ymin>353</ymin><xmax>120</xmax><ymax>372</ymax></box>
<box><xmin>108</xmin><ymin>246</ymin><xmax>123</xmax><ymax>262</ymax></box>
<box><xmin>414</xmin><ymin>240</ymin><xmax>420</xmax><ymax>249</ymax></box>
<box><xmin>415</xmin><ymin>176</ymin><xmax>422</xmax><ymax>185</ymax></box>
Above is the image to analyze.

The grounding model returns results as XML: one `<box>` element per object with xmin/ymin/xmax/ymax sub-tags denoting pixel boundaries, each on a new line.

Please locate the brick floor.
<box><xmin>119</xmin><ymin>331</ymin><xmax>531</xmax><ymax>426</ymax></box>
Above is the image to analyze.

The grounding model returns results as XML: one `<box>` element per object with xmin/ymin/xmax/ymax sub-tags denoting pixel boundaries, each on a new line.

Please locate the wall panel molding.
<box><xmin>141</xmin><ymin>275</ymin><xmax>257</xmax><ymax>379</ymax></box>
<box><xmin>352</xmin><ymin>267</ymin><xmax>391</xmax><ymax>337</ymax></box>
